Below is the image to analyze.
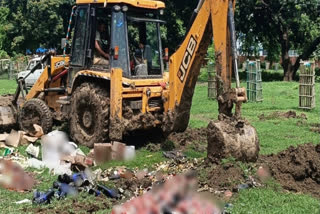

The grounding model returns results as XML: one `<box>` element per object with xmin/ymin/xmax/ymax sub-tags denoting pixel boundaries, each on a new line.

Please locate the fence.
<box><xmin>207</xmin><ymin>62</ymin><xmax>217</xmax><ymax>100</ymax></box>
<box><xmin>246</xmin><ymin>60</ymin><xmax>263</xmax><ymax>102</ymax></box>
<box><xmin>0</xmin><ymin>59</ymin><xmax>27</xmax><ymax>80</ymax></box>
<box><xmin>299</xmin><ymin>61</ymin><xmax>316</xmax><ymax>110</ymax></box>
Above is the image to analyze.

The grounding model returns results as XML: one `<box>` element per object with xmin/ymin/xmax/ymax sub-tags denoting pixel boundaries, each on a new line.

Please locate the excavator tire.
<box><xmin>70</xmin><ymin>82</ymin><xmax>110</xmax><ymax>148</ymax></box>
<box><xmin>19</xmin><ymin>98</ymin><xmax>53</xmax><ymax>134</ymax></box>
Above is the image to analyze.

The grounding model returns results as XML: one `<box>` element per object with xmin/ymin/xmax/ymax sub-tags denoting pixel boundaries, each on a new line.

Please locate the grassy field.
<box><xmin>0</xmin><ymin>79</ymin><xmax>319</xmax><ymax>213</ymax></box>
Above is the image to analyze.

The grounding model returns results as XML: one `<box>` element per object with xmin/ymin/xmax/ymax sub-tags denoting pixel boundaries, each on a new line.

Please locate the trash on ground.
<box><xmin>94</xmin><ymin>142</ymin><xmax>136</xmax><ymax>164</ymax></box>
<box><xmin>5</xmin><ymin>130</ymin><xmax>22</xmax><ymax>147</ymax></box>
<box><xmin>163</xmin><ymin>150</ymin><xmax>186</xmax><ymax>160</ymax></box>
<box><xmin>0</xmin><ymin>159</ymin><xmax>35</xmax><ymax>191</ymax></box>
<box><xmin>15</xmin><ymin>199</ymin><xmax>32</xmax><ymax>204</ymax></box>
<box><xmin>111</xmin><ymin>172</ymin><xmax>221</xmax><ymax>214</ymax></box>
<box><xmin>29</xmin><ymin>124</ymin><xmax>44</xmax><ymax>138</ymax></box>
<box><xmin>41</xmin><ymin>131</ymin><xmax>82</xmax><ymax>175</ymax></box>
<box><xmin>27</xmin><ymin>158</ymin><xmax>46</xmax><ymax>169</ymax></box>
<box><xmin>26</xmin><ymin>144</ymin><xmax>40</xmax><ymax>158</ymax></box>
<box><xmin>0</xmin><ymin>133</ymin><xmax>9</xmax><ymax>141</ymax></box>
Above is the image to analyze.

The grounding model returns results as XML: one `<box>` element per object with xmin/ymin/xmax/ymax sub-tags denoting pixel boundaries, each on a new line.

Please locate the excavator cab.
<box><xmin>68</xmin><ymin>3</ymin><xmax>165</xmax><ymax>83</ymax></box>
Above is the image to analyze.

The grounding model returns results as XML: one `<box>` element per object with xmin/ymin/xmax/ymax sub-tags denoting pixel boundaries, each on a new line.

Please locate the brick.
<box><xmin>111</xmin><ymin>141</ymin><xmax>126</xmax><ymax>161</ymax></box>
<box><xmin>94</xmin><ymin>143</ymin><xmax>112</xmax><ymax>164</ymax></box>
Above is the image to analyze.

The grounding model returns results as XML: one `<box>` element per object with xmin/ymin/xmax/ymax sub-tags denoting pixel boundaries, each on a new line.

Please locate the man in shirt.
<box><xmin>94</xmin><ymin>22</ymin><xmax>109</xmax><ymax>65</ymax></box>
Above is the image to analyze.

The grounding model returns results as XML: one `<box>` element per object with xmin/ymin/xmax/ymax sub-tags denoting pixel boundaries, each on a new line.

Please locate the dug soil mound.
<box><xmin>260</xmin><ymin>143</ymin><xmax>320</xmax><ymax>198</ymax></box>
<box><xmin>258</xmin><ymin>111</ymin><xmax>307</xmax><ymax>121</ymax></box>
<box><xmin>168</xmin><ymin>127</ymin><xmax>207</xmax><ymax>152</ymax></box>
<box><xmin>206</xmin><ymin>163</ymin><xmax>247</xmax><ymax>191</ymax></box>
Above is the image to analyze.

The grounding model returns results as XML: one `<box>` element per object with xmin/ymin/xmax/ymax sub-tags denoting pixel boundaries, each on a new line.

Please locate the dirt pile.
<box><xmin>260</xmin><ymin>143</ymin><xmax>320</xmax><ymax>197</ymax></box>
<box><xmin>168</xmin><ymin>127</ymin><xmax>207</xmax><ymax>152</ymax></box>
<box><xmin>258</xmin><ymin>111</ymin><xmax>307</xmax><ymax>121</ymax></box>
<box><xmin>207</xmin><ymin>115</ymin><xmax>259</xmax><ymax>163</ymax></box>
<box><xmin>206</xmin><ymin>163</ymin><xmax>247</xmax><ymax>191</ymax></box>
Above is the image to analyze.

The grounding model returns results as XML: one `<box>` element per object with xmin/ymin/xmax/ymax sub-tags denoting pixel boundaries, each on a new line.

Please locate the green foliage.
<box><xmin>1</xmin><ymin>0</ymin><xmax>73</xmax><ymax>55</ymax></box>
<box><xmin>236</xmin><ymin>0</ymin><xmax>320</xmax><ymax>77</ymax></box>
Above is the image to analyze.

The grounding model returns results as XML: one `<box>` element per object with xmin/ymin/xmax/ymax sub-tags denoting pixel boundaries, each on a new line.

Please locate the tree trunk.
<box><xmin>280</xmin><ymin>31</ymin><xmax>293</xmax><ymax>81</ymax></box>
<box><xmin>283</xmin><ymin>67</ymin><xmax>294</xmax><ymax>81</ymax></box>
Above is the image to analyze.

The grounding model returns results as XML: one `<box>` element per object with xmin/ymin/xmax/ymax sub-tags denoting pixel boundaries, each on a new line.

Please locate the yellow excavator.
<box><xmin>0</xmin><ymin>0</ymin><xmax>259</xmax><ymax>160</ymax></box>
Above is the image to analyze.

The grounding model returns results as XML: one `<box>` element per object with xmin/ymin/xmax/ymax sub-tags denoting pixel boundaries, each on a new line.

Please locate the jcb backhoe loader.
<box><xmin>0</xmin><ymin>0</ymin><xmax>259</xmax><ymax>160</ymax></box>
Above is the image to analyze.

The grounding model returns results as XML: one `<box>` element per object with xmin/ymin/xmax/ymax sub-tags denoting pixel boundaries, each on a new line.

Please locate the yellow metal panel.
<box><xmin>211</xmin><ymin>0</ymin><xmax>232</xmax><ymax>91</ymax></box>
<box><xmin>76</xmin><ymin>0</ymin><xmax>165</xmax><ymax>9</ymax></box>
<box><xmin>168</xmin><ymin>0</ymin><xmax>211</xmax><ymax>109</ymax></box>
<box><xmin>26</xmin><ymin>56</ymin><xmax>69</xmax><ymax>101</ymax></box>
<box><xmin>110</xmin><ymin>68</ymin><xmax>123</xmax><ymax>119</ymax></box>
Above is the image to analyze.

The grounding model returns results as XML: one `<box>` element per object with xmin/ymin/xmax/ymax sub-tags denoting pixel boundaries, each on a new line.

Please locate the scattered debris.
<box><xmin>112</xmin><ymin>172</ymin><xmax>222</xmax><ymax>214</ymax></box>
<box><xmin>5</xmin><ymin>130</ymin><xmax>22</xmax><ymax>147</ymax></box>
<box><xmin>0</xmin><ymin>159</ymin><xmax>35</xmax><ymax>191</ymax></box>
<box><xmin>163</xmin><ymin>150</ymin><xmax>186</xmax><ymax>160</ymax></box>
<box><xmin>15</xmin><ymin>199</ymin><xmax>32</xmax><ymax>204</ymax></box>
<box><xmin>94</xmin><ymin>143</ymin><xmax>112</xmax><ymax>164</ymax></box>
<box><xmin>26</xmin><ymin>144</ymin><xmax>40</xmax><ymax>158</ymax></box>
<box><xmin>29</xmin><ymin>124</ymin><xmax>44</xmax><ymax>138</ymax></box>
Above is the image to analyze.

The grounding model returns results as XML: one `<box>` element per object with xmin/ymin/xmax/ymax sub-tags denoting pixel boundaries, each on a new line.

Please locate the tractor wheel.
<box><xmin>19</xmin><ymin>98</ymin><xmax>53</xmax><ymax>134</ymax></box>
<box><xmin>70</xmin><ymin>82</ymin><xmax>110</xmax><ymax>148</ymax></box>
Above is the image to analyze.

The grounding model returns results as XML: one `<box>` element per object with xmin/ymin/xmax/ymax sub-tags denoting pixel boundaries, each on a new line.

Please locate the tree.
<box><xmin>0</xmin><ymin>6</ymin><xmax>9</xmax><ymax>58</ymax></box>
<box><xmin>236</xmin><ymin>0</ymin><xmax>320</xmax><ymax>81</ymax></box>
<box><xmin>162</xmin><ymin>0</ymin><xmax>198</xmax><ymax>52</ymax></box>
<box><xmin>1</xmin><ymin>0</ymin><xmax>73</xmax><ymax>55</ymax></box>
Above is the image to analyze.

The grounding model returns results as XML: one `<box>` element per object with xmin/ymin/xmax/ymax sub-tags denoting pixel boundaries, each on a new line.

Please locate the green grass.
<box><xmin>0</xmin><ymin>79</ymin><xmax>17</xmax><ymax>95</ymax></box>
<box><xmin>0</xmin><ymin>80</ymin><xmax>320</xmax><ymax>213</ymax></box>
<box><xmin>231</xmin><ymin>188</ymin><xmax>320</xmax><ymax>214</ymax></box>
<box><xmin>190</xmin><ymin>81</ymin><xmax>320</xmax><ymax>155</ymax></box>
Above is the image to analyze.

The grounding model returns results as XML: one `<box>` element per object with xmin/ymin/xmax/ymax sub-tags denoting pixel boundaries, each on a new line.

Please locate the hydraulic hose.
<box><xmin>227</xmin><ymin>0</ymin><xmax>240</xmax><ymax>88</ymax></box>
<box><xmin>186</xmin><ymin>0</ymin><xmax>205</xmax><ymax>35</ymax></box>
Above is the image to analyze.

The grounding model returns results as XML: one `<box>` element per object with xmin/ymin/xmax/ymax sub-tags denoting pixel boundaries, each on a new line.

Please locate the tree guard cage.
<box><xmin>246</xmin><ymin>60</ymin><xmax>263</xmax><ymax>102</ymax></box>
<box><xmin>299</xmin><ymin>61</ymin><xmax>316</xmax><ymax>110</ymax></box>
<box><xmin>207</xmin><ymin>62</ymin><xmax>216</xmax><ymax>100</ymax></box>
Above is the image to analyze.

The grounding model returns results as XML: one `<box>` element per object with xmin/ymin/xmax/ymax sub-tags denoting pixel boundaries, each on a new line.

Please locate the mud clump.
<box><xmin>168</xmin><ymin>127</ymin><xmax>207</xmax><ymax>152</ymax></box>
<box><xmin>207</xmin><ymin>115</ymin><xmax>260</xmax><ymax>163</ymax></box>
<box><xmin>258</xmin><ymin>111</ymin><xmax>307</xmax><ymax>121</ymax></box>
<box><xmin>261</xmin><ymin>143</ymin><xmax>320</xmax><ymax>198</ymax></box>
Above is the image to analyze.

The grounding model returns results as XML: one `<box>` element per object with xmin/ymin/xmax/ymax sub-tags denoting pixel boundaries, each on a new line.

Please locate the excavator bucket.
<box><xmin>207</xmin><ymin>115</ymin><xmax>260</xmax><ymax>163</ymax></box>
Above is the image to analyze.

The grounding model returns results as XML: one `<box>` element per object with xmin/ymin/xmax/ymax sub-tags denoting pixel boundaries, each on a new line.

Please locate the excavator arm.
<box><xmin>167</xmin><ymin>0</ymin><xmax>247</xmax><ymax>133</ymax></box>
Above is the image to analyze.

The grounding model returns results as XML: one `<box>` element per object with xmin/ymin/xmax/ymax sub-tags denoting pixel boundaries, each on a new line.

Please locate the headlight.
<box><xmin>159</xmin><ymin>9</ymin><xmax>164</xmax><ymax>15</ymax></box>
<box><xmin>122</xmin><ymin>5</ymin><xmax>128</xmax><ymax>12</ymax></box>
<box><xmin>114</xmin><ymin>5</ymin><xmax>121</xmax><ymax>12</ymax></box>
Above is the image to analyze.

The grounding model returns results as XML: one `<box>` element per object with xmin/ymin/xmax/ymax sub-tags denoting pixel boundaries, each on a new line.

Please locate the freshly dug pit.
<box><xmin>207</xmin><ymin>115</ymin><xmax>260</xmax><ymax>163</ymax></box>
<box><xmin>260</xmin><ymin>143</ymin><xmax>320</xmax><ymax>198</ymax></box>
